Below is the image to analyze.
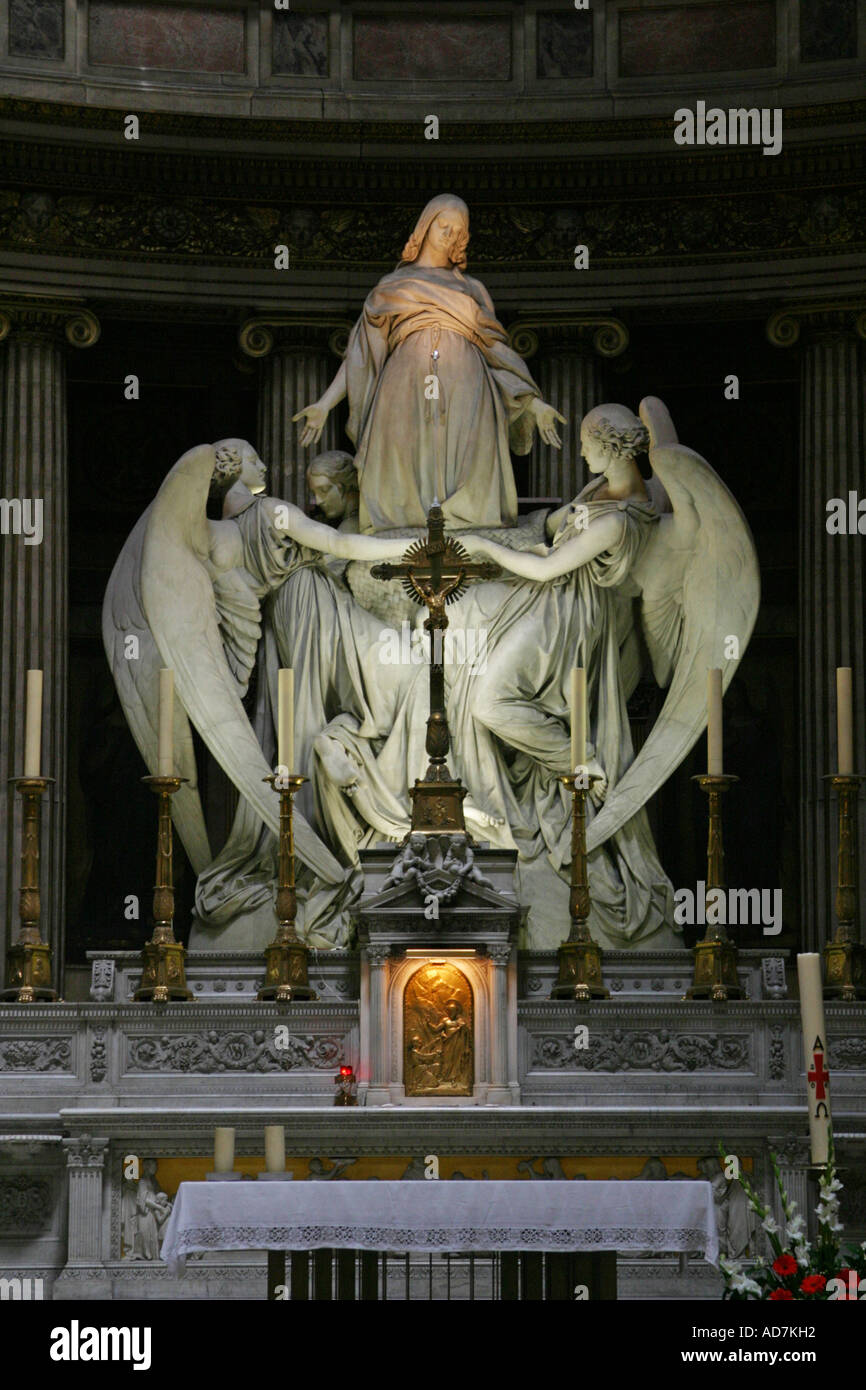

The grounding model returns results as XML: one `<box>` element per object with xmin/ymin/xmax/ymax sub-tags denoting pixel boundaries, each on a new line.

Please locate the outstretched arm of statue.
<box><xmin>265</xmin><ymin>499</ymin><xmax>409</xmax><ymax>561</ymax></box>
<box><xmin>466</xmin><ymin>509</ymin><xmax>625</xmax><ymax>581</ymax></box>
<box><xmin>292</xmin><ymin>360</ymin><xmax>348</xmax><ymax>447</ymax></box>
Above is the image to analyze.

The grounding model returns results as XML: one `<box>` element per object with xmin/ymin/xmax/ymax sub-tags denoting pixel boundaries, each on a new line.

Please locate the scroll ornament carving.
<box><xmin>0</xmin><ymin>1177</ymin><xmax>52</xmax><ymax>1233</ymax></box>
<box><xmin>126</xmin><ymin>1029</ymin><xmax>344</xmax><ymax>1073</ymax></box>
<box><xmin>0</xmin><ymin>1038</ymin><xmax>72</xmax><ymax>1072</ymax></box>
<box><xmin>531</xmin><ymin>1030</ymin><xmax>750</xmax><ymax>1072</ymax></box>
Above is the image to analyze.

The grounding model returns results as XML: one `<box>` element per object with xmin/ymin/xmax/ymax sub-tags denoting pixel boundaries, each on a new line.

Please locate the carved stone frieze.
<box><xmin>768</xmin><ymin>1025</ymin><xmax>785</xmax><ymax>1081</ymax></box>
<box><xmin>125</xmin><ymin>1029</ymin><xmax>345</xmax><ymax>1073</ymax></box>
<box><xmin>0</xmin><ymin>1037</ymin><xmax>73</xmax><ymax>1072</ymax></box>
<box><xmin>530</xmin><ymin>1030</ymin><xmax>751</xmax><ymax>1072</ymax></box>
<box><xmin>828</xmin><ymin>1037</ymin><xmax>866</xmax><ymax>1070</ymax></box>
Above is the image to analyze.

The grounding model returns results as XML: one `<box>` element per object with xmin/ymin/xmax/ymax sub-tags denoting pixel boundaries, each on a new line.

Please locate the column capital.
<box><xmin>487</xmin><ymin>942</ymin><xmax>513</xmax><ymax>966</ymax></box>
<box><xmin>0</xmin><ymin>298</ymin><xmax>100</xmax><ymax>348</ymax></box>
<box><xmin>364</xmin><ymin>942</ymin><xmax>392</xmax><ymax>966</ymax></box>
<box><xmin>63</xmin><ymin>1135</ymin><xmax>109</xmax><ymax>1169</ymax></box>
<box><xmin>765</xmin><ymin>1134</ymin><xmax>812</xmax><ymax>1169</ymax></box>
<box><xmin>507</xmin><ymin>315</ymin><xmax>629</xmax><ymax>361</ymax></box>
<box><xmin>766</xmin><ymin>302</ymin><xmax>866</xmax><ymax>348</ymax></box>
<box><xmin>239</xmin><ymin>314</ymin><xmax>353</xmax><ymax>360</ymax></box>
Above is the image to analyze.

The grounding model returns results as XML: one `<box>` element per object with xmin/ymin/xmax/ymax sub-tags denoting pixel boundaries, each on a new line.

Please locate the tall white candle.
<box><xmin>836</xmin><ymin>667</ymin><xmax>854</xmax><ymax>776</ymax></box>
<box><xmin>24</xmin><ymin>669</ymin><xmax>43</xmax><ymax>777</ymax></box>
<box><xmin>707</xmin><ymin>668</ymin><xmax>723</xmax><ymax>775</ymax></box>
<box><xmin>278</xmin><ymin>668</ymin><xmax>294</xmax><ymax>771</ymax></box>
<box><xmin>797</xmin><ymin>954</ymin><xmax>832</xmax><ymax>1166</ymax></box>
<box><xmin>213</xmin><ymin>1127</ymin><xmax>235</xmax><ymax>1174</ymax></box>
<box><xmin>570</xmin><ymin>667</ymin><xmax>586</xmax><ymax>773</ymax></box>
<box><xmin>157</xmin><ymin>668</ymin><xmax>174</xmax><ymax>777</ymax></box>
<box><xmin>264</xmin><ymin>1125</ymin><xmax>285</xmax><ymax>1174</ymax></box>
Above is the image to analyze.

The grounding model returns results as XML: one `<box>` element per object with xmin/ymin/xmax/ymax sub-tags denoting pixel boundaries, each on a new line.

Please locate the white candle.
<box><xmin>157</xmin><ymin>668</ymin><xmax>174</xmax><ymax>777</ymax></box>
<box><xmin>24</xmin><ymin>669</ymin><xmax>43</xmax><ymax>777</ymax></box>
<box><xmin>264</xmin><ymin>1125</ymin><xmax>285</xmax><ymax>1174</ymax></box>
<box><xmin>836</xmin><ymin>667</ymin><xmax>854</xmax><ymax>776</ymax></box>
<box><xmin>278</xmin><ymin>669</ymin><xmax>294</xmax><ymax>771</ymax></box>
<box><xmin>213</xmin><ymin>1127</ymin><xmax>235</xmax><ymax>1174</ymax></box>
<box><xmin>570</xmin><ymin>667</ymin><xmax>586</xmax><ymax>773</ymax></box>
<box><xmin>707</xmin><ymin>668</ymin><xmax>723</xmax><ymax>775</ymax></box>
<box><xmin>797</xmin><ymin>954</ymin><xmax>832</xmax><ymax>1166</ymax></box>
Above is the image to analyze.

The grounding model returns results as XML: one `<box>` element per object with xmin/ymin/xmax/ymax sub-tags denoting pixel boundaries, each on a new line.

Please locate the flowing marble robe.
<box><xmin>346</xmin><ymin>264</ymin><xmax>542</xmax><ymax>533</ymax></box>
<box><xmin>315</xmin><ymin>481</ymin><xmax>675</xmax><ymax>947</ymax></box>
<box><xmin>192</xmin><ymin>497</ymin><xmax>415</xmax><ymax>949</ymax></box>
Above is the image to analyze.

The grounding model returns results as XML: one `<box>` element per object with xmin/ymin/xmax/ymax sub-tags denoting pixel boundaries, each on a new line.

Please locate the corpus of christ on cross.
<box><xmin>371</xmin><ymin>502</ymin><xmax>499</xmax><ymax>835</ymax></box>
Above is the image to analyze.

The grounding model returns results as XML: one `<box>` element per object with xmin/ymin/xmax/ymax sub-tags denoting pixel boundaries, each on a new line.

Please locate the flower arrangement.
<box><xmin>718</xmin><ymin>1135</ymin><xmax>866</xmax><ymax>1300</ymax></box>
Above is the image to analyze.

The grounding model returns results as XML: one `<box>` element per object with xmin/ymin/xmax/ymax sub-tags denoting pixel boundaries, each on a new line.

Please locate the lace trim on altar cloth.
<box><xmin>164</xmin><ymin>1223</ymin><xmax>714</xmax><ymax>1269</ymax></box>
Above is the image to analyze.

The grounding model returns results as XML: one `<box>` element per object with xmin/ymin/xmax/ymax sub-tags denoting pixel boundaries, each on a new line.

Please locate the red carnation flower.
<box><xmin>772</xmin><ymin>1255</ymin><xmax>798</xmax><ymax>1277</ymax></box>
<box><xmin>769</xmin><ymin>1288</ymin><xmax>794</xmax><ymax>1300</ymax></box>
<box><xmin>800</xmin><ymin>1275</ymin><xmax>826</xmax><ymax>1295</ymax></box>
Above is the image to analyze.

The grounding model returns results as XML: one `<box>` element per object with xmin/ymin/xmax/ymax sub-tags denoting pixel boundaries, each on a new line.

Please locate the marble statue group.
<box><xmin>104</xmin><ymin>194</ymin><xmax>760</xmax><ymax>952</ymax></box>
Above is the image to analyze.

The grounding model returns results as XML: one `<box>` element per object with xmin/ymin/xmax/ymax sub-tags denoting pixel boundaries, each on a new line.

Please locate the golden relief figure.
<box><xmin>404</xmin><ymin>961</ymin><xmax>473</xmax><ymax>1097</ymax></box>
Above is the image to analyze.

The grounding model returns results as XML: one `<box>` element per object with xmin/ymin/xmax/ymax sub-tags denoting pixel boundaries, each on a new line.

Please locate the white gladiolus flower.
<box><xmin>730</xmin><ymin>1272</ymin><xmax>761</xmax><ymax>1296</ymax></box>
<box><xmin>795</xmin><ymin>1244</ymin><xmax>810</xmax><ymax>1266</ymax></box>
<box><xmin>762</xmin><ymin>1215</ymin><xmax>779</xmax><ymax>1235</ymax></box>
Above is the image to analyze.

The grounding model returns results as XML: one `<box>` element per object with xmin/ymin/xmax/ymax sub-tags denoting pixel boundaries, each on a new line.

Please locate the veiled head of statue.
<box><xmin>210</xmin><ymin>438</ymin><xmax>266</xmax><ymax>496</ymax></box>
<box><xmin>401</xmin><ymin>195</ymin><xmax>470</xmax><ymax>271</ymax></box>
<box><xmin>580</xmin><ymin>405</ymin><xmax>650</xmax><ymax>473</ymax></box>
<box><xmin>306</xmin><ymin>450</ymin><xmax>358</xmax><ymax>520</ymax></box>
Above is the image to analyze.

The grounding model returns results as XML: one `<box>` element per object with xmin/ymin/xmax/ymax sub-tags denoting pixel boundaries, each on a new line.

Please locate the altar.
<box><xmin>161</xmin><ymin>1177</ymin><xmax>719</xmax><ymax>1300</ymax></box>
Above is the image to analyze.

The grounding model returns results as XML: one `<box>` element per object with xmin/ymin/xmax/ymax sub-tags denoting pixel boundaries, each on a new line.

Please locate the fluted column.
<box><xmin>768</xmin><ymin>306</ymin><xmax>866</xmax><ymax>952</ymax></box>
<box><xmin>508</xmin><ymin>318</ymin><xmax>628</xmax><ymax>504</ymax></box>
<box><xmin>0</xmin><ymin>302</ymin><xmax>99</xmax><ymax>990</ymax></box>
<box><xmin>365</xmin><ymin>943</ymin><xmax>391</xmax><ymax>1104</ymax></box>
<box><xmin>239</xmin><ymin>317</ymin><xmax>352</xmax><ymax>504</ymax></box>
<box><xmin>487</xmin><ymin>943</ymin><xmax>512</xmax><ymax>1105</ymax></box>
<box><xmin>63</xmin><ymin>1135</ymin><xmax>109</xmax><ymax>1263</ymax></box>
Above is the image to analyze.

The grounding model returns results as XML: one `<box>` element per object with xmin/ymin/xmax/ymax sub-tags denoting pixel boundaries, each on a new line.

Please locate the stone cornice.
<box><xmin>2</xmin><ymin>97</ymin><xmax>866</xmax><ymax>147</ymax></box>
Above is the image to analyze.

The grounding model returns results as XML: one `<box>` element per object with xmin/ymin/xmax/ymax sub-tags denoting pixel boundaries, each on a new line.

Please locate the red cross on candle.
<box><xmin>808</xmin><ymin>1052</ymin><xmax>830</xmax><ymax>1101</ymax></box>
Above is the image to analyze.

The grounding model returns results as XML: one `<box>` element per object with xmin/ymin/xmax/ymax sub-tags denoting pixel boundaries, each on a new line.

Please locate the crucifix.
<box><xmin>371</xmin><ymin>502</ymin><xmax>499</xmax><ymax>834</ymax></box>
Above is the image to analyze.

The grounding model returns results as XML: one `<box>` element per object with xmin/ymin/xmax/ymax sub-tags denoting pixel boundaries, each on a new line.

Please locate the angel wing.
<box><xmin>587</xmin><ymin>396</ymin><xmax>760</xmax><ymax>851</ymax></box>
<box><xmin>102</xmin><ymin>504</ymin><xmax>212</xmax><ymax>874</ymax></box>
<box><xmin>139</xmin><ymin>445</ymin><xmax>343</xmax><ymax>886</ymax></box>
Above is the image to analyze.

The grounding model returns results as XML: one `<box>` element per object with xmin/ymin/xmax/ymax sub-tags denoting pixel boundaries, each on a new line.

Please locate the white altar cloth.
<box><xmin>161</xmin><ymin>1180</ymin><xmax>718</xmax><ymax>1274</ymax></box>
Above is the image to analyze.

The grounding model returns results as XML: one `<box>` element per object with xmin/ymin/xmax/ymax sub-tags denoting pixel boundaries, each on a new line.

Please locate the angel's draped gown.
<box><xmin>345</xmin><ymin>264</ymin><xmax>542</xmax><ymax>533</ymax></box>
<box><xmin>192</xmin><ymin>496</ymin><xmax>417</xmax><ymax>949</ymax></box>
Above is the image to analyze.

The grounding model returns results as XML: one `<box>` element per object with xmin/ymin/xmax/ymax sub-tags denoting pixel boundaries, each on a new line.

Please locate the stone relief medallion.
<box><xmin>404</xmin><ymin>962</ymin><xmax>473</xmax><ymax>1097</ymax></box>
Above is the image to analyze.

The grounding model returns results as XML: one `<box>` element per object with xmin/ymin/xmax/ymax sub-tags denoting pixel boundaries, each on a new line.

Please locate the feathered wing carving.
<box><xmin>587</xmin><ymin>396</ymin><xmax>761</xmax><ymax>851</ymax></box>
<box><xmin>101</xmin><ymin>504</ymin><xmax>212</xmax><ymax>874</ymax></box>
<box><xmin>138</xmin><ymin>444</ymin><xmax>343</xmax><ymax>886</ymax></box>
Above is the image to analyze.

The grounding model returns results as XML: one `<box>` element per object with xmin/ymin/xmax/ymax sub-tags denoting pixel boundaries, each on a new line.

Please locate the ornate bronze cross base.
<box><xmin>371</xmin><ymin>502</ymin><xmax>499</xmax><ymax>836</ymax></box>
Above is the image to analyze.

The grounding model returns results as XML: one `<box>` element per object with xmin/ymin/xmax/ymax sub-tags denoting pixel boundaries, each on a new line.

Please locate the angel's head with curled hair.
<box><xmin>580</xmin><ymin>405</ymin><xmax>649</xmax><ymax>475</ymax></box>
<box><xmin>401</xmin><ymin>194</ymin><xmax>470</xmax><ymax>272</ymax></box>
<box><xmin>209</xmin><ymin>438</ymin><xmax>267</xmax><ymax>500</ymax></box>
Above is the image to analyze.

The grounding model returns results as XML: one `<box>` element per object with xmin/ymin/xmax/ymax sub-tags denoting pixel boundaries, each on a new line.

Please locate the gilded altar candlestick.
<box><xmin>550</xmin><ymin>773</ymin><xmax>608</xmax><ymax>1001</ymax></box>
<box><xmin>134</xmin><ymin>775</ymin><xmax>192</xmax><ymax>1002</ymax></box>
<box><xmin>257</xmin><ymin>774</ymin><xmax>316</xmax><ymax>1002</ymax></box>
<box><xmin>686</xmin><ymin>773</ymin><xmax>742</xmax><ymax>1001</ymax></box>
<box><xmin>2</xmin><ymin>775</ymin><xmax>56</xmax><ymax>1002</ymax></box>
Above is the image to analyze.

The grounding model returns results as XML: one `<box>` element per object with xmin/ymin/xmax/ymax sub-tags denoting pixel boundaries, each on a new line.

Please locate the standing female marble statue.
<box><xmin>293</xmin><ymin>194</ymin><xmax>566</xmax><ymax>532</ymax></box>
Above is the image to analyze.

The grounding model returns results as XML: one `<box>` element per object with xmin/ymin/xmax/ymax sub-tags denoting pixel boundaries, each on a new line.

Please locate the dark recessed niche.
<box><xmin>800</xmin><ymin>0</ymin><xmax>857</xmax><ymax>64</ymax></box>
<box><xmin>9</xmin><ymin>0</ymin><xmax>64</xmax><ymax>60</ymax></box>
<box><xmin>272</xmin><ymin>12</ymin><xmax>329</xmax><ymax>78</ymax></box>
<box><xmin>537</xmin><ymin>10</ymin><xmax>593</xmax><ymax>80</ymax></box>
